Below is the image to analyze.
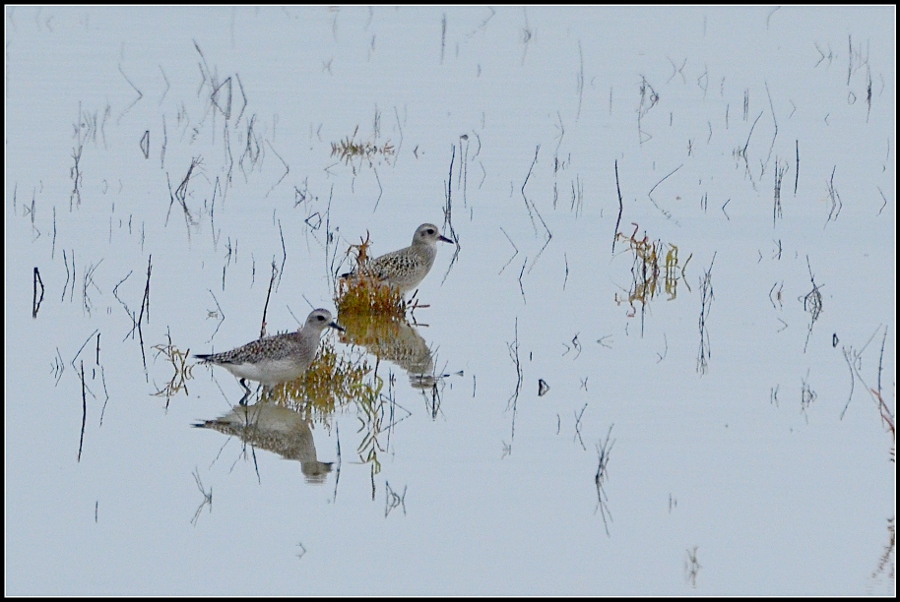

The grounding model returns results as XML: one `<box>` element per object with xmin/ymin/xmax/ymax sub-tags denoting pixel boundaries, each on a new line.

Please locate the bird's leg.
<box><xmin>238</xmin><ymin>378</ymin><xmax>252</xmax><ymax>406</ymax></box>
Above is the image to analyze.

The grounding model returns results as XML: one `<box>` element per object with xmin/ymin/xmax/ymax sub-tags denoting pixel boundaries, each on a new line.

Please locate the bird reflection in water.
<box><xmin>336</xmin><ymin>312</ymin><xmax>439</xmax><ymax>391</ymax></box>
<box><xmin>195</xmin><ymin>402</ymin><xmax>333</xmax><ymax>484</ymax></box>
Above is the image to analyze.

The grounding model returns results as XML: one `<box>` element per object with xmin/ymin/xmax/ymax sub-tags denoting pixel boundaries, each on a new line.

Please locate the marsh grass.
<box><xmin>336</xmin><ymin>273</ymin><xmax>407</xmax><ymax>318</ymax></box>
<box><xmin>152</xmin><ymin>334</ymin><xmax>193</xmax><ymax>407</ymax></box>
<box><xmin>152</xmin><ymin>344</ymin><xmax>192</xmax><ymax>395</ymax></box>
<box><xmin>265</xmin><ymin>340</ymin><xmax>389</xmax><ymax>474</ymax></box>
<box><xmin>275</xmin><ymin>339</ymin><xmax>391</xmax><ymax>476</ymax></box>
<box><xmin>335</xmin><ymin>231</ymin><xmax>408</xmax><ymax>319</ymax></box>
<box><xmin>336</xmin><ymin>312</ymin><xmax>412</xmax><ymax>352</ymax></box>
<box><xmin>266</xmin><ymin>340</ymin><xmax>381</xmax><ymax>424</ymax></box>
<box><xmin>331</xmin><ymin>126</ymin><xmax>394</xmax><ymax>167</ymax></box>
<box><xmin>614</xmin><ymin>223</ymin><xmax>692</xmax><ymax>320</ymax></box>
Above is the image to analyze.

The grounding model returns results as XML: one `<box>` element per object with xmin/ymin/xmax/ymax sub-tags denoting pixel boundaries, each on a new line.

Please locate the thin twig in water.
<box><xmin>78</xmin><ymin>361</ymin><xmax>87</xmax><ymax>462</ymax></box>
<box><xmin>697</xmin><ymin>253</ymin><xmax>716</xmax><ymax>375</ymax></box>
<box><xmin>440</xmin><ymin>144</ymin><xmax>461</xmax><ymax>285</ymax></box>
<box><xmin>517</xmin><ymin>258</ymin><xmax>527</xmax><ymax>304</ymax></box>
<box><xmin>277</xmin><ymin>219</ymin><xmax>287</xmax><ymax>291</ymax></box>
<box><xmin>773</xmin><ymin>158</ymin><xmax>788</xmax><ymax>226</ymax></box>
<box><xmin>648</xmin><ymin>166</ymin><xmax>682</xmax><ymax>223</ymax></box>
<box><xmin>824</xmin><ymin>166</ymin><xmax>842</xmax><ymax>228</ymax></box>
<box><xmin>839</xmin><ymin>324</ymin><xmax>887</xmax><ymax>422</ymax></box>
<box><xmin>763</xmin><ymin>81</ymin><xmax>778</xmax><ymax>172</ymax></box>
<box><xmin>32</xmin><ymin>267</ymin><xmax>45</xmax><ymax>318</ymax></box>
<box><xmin>794</xmin><ymin>139</ymin><xmax>799</xmax><ymax>195</ymax></box>
<box><xmin>573</xmin><ymin>402</ymin><xmax>588</xmax><ymax>450</ymax></box>
<box><xmin>116</xmin><ymin>63</ymin><xmax>143</xmax><ymax>124</ymax></box>
<box><xmin>265</xmin><ymin>141</ymin><xmax>290</xmax><ymax>198</ymax></box>
<box><xmin>505</xmin><ymin>318</ymin><xmax>523</xmax><ymax>452</ymax></box>
<box><xmin>190</xmin><ymin>468</ymin><xmax>213</xmax><ymax>527</ymax></box>
<box><xmin>877</xmin><ymin>187</ymin><xmax>887</xmax><ymax>216</ymax></box>
<box><xmin>801</xmin><ymin>255</ymin><xmax>823</xmax><ymax>353</ymax></box>
<box><xmin>521</xmin><ymin>145</ymin><xmax>541</xmax><ymax>234</ymax></box>
<box><xmin>741</xmin><ymin>110</ymin><xmax>764</xmax><ymax>157</ymax></box>
<box><xmin>519</xmin><ymin>145</ymin><xmax>553</xmax><ymax>273</ymax></box>
<box><xmin>260</xmin><ymin>260</ymin><xmax>278</xmax><ymax>339</ymax></box>
<box><xmin>685</xmin><ymin>546</ymin><xmax>702</xmax><ymax>588</ymax></box>
<box><xmin>498</xmin><ymin>227</ymin><xmax>519</xmax><ymax>275</ymax></box>
<box><xmin>136</xmin><ymin>255</ymin><xmax>152</xmax><ymax>376</ymax></box>
<box><xmin>205</xmin><ymin>289</ymin><xmax>225</xmax><ymax>343</ymax></box>
<box><xmin>612</xmin><ymin>161</ymin><xmax>624</xmax><ymax>255</ymax></box>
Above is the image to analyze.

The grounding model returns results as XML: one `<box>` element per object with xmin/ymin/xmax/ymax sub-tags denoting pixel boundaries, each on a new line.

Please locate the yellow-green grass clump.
<box><xmin>336</xmin><ymin>273</ymin><xmax>406</xmax><ymax>318</ymax></box>
<box><xmin>266</xmin><ymin>340</ymin><xmax>381</xmax><ymax>423</ymax></box>
<box><xmin>336</xmin><ymin>231</ymin><xmax>407</xmax><ymax>318</ymax></box>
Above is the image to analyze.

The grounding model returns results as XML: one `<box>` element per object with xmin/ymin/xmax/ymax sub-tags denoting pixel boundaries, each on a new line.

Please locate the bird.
<box><xmin>342</xmin><ymin>223</ymin><xmax>454</xmax><ymax>294</ymax></box>
<box><xmin>194</xmin><ymin>309</ymin><xmax>343</xmax><ymax>401</ymax></box>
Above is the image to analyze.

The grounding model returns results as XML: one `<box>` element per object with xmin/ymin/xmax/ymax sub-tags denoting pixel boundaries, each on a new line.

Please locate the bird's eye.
<box><xmin>426</xmin><ymin>228</ymin><xmax>435</xmax><ymax>235</ymax></box>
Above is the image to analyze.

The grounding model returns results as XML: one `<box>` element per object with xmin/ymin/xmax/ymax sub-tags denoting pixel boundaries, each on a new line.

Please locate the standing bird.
<box><xmin>195</xmin><ymin>308</ymin><xmax>343</xmax><ymax>402</ymax></box>
<box><xmin>343</xmin><ymin>223</ymin><xmax>454</xmax><ymax>294</ymax></box>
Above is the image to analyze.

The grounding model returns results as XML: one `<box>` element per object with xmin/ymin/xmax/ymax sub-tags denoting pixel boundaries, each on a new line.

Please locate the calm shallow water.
<box><xmin>5</xmin><ymin>6</ymin><xmax>895</xmax><ymax>595</ymax></box>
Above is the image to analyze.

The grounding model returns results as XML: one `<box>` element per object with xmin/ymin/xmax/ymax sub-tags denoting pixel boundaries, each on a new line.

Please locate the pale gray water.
<box><xmin>5</xmin><ymin>6</ymin><xmax>895</xmax><ymax>595</ymax></box>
